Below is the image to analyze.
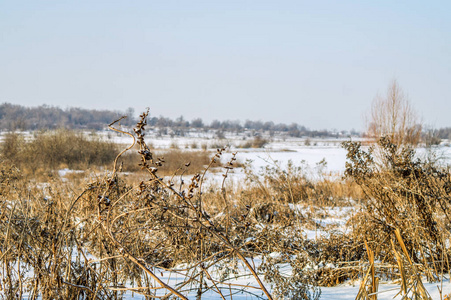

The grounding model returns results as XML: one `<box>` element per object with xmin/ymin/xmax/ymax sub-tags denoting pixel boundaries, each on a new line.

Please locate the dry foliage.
<box><xmin>1</xmin><ymin>112</ymin><xmax>449</xmax><ymax>300</ymax></box>
<box><xmin>344</xmin><ymin>137</ymin><xmax>451</xmax><ymax>282</ymax></box>
<box><xmin>239</xmin><ymin>136</ymin><xmax>269</xmax><ymax>149</ymax></box>
<box><xmin>244</xmin><ymin>159</ymin><xmax>363</xmax><ymax>207</ymax></box>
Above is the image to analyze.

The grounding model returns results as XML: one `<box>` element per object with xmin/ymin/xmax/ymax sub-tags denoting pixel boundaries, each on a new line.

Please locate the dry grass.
<box><xmin>1</xmin><ymin>116</ymin><xmax>450</xmax><ymax>299</ymax></box>
<box><xmin>1</xmin><ymin>130</ymin><xmax>219</xmax><ymax>178</ymax></box>
<box><xmin>244</xmin><ymin>159</ymin><xmax>363</xmax><ymax>207</ymax></box>
<box><xmin>344</xmin><ymin>137</ymin><xmax>451</xmax><ymax>274</ymax></box>
<box><xmin>1</xmin><ymin>130</ymin><xmax>117</xmax><ymax>175</ymax></box>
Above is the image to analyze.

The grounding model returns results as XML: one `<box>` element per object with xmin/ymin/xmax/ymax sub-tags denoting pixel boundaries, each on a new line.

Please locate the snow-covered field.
<box><xmin>3</xmin><ymin>129</ymin><xmax>451</xmax><ymax>176</ymax></box>
<box><xmin>98</xmin><ymin>129</ymin><xmax>451</xmax><ymax>174</ymax></box>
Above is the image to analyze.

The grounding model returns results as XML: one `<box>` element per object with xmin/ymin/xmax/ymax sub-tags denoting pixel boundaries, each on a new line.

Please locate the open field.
<box><xmin>2</xmin><ymin>118</ymin><xmax>451</xmax><ymax>299</ymax></box>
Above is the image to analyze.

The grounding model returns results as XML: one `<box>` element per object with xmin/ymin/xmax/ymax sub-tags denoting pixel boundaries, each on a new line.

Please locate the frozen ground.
<box><xmin>15</xmin><ymin>266</ymin><xmax>451</xmax><ymax>299</ymax></box>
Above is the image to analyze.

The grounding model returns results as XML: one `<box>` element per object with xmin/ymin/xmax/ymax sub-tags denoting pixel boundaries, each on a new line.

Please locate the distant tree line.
<box><xmin>0</xmin><ymin>102</ymin><xmax>360</xmax><ymax>137</ymax></box>
<box><xmin>0</xmin><ymin>103</ymin><xmax>136</xmax><ymax>130</ymax></box>
<box><xmin>146</xmin><ymin>115</ymin><xmax>358</xmax><ymax>138</ymax></box>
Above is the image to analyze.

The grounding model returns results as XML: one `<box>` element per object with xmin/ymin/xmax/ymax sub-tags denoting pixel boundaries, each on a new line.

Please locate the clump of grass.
<box><xmin>169</xmin><ymin>141</ymin><xmax>179</xmax><ymax>149</ymax></box>
<box><xmin>190</xmin><ymin>141</ymin><xmax>199</xmax><ymax>149</ymax></box>
<box><xmin>356</xmin><ymin>230</ymin><xmax>434</xmax><ymax>300</ymax></box>
<box><xmin>239</xmin><ymin>136</ymin><xmax>268</xmax><ymax>148</ymax></box>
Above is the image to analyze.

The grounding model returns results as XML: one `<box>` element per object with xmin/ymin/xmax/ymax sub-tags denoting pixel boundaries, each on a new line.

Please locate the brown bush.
<box><xmin>239</xmin><ymin>136</ymin><xmax>269</xmax><ymax>148</ymax></box>
<box><xmin>343</xmin><ymin>136</ymin><xmax>451</xmax><ymax>277</ymax></box>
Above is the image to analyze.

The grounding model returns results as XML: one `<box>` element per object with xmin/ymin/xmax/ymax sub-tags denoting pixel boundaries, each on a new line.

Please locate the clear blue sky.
<box><xmin>1</xmin><ymin>1</ymin><xmax>450</xmax><ymax>130</ymax></box>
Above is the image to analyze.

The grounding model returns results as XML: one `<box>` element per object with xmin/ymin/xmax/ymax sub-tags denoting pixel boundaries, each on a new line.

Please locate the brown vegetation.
<box><xmin>344</xmin><ymin>137</ymin><xmax>451</xmax><ymax>269</ymax></box>
<box><xmin>119</xmin><ymin>149</ymin><xmax>215</xmax><ymax>175</ymax></box>
<box><xmin>0</xmin><ymin>130</ymin><xmax>215</xmax><ymax>178</ymax></box>
<box><xmin>0</xmin><ymin>112</ymin><xmax>450</xmax><ymax>299</ymax></box>
<box><xmin>1</xmin><ymin>130</ymin><xmax>117</xmax><ymax>174</ymax></box>
<box><xmin>239</xmin><ymin>136</ymin><xmax>269</xmax><ymax>148</ymax></box>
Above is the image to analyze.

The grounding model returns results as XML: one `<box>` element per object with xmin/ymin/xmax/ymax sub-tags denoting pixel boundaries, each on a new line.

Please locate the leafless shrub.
<box><xmin>365</xmin><ymin>80</ymin><xmax>422</xmax><ymax>146</ymax></box>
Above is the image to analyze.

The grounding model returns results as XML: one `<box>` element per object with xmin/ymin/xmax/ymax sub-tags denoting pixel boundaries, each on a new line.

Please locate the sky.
<box><xmin>1</xmin><ymin>1</ymin><xmax>450</xmax><ymax>131</ymax></box>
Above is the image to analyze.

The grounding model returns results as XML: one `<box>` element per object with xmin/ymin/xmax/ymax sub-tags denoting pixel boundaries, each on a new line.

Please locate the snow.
<box><xmin>14</xmin><ymin>267</ymin><xmax>451</xmax><ymax>299</ymax></box>
<box><xmin>58</xmin><ymin>168</ymin><xmax>84</xmax><ymax>177</ymax></box>
<box><xmin>320</xmin><ymin>280</ymin><xmax>451</xmax><ymax>300</ymax></box>
<box><xmin>114</xmin><ymin>266</ymin><xmax>451</xmax><ymax>299</ymax></box>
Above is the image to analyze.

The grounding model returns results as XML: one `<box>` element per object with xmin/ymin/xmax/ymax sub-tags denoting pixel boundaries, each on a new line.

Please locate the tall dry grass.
<box><xmin>344</xmin><ymin>137</ymin><xmax>451</xmax><ymax>285</ymax></box>
<box><xmin>1</xmin><ymin>130</ymin><xmax>117</xmax><ymax>173</ymax></box>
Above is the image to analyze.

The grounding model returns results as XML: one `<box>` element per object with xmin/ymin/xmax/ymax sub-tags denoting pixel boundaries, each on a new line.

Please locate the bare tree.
<box><xmin>366</xmin><ymin>79</ymin><xmax>422</xmax><ymax>146</ymax></box>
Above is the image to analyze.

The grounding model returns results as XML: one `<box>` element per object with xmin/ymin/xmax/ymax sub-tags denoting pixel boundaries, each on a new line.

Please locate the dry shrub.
<box><xmin>239</xmin><ymin>136</ymin><xmax>269</xmax><ymax>148</ymax></box>
<box><xmin>0</xmin><ymin>167</ymin><xmax>97</xmax><ymax>299</ymax></box>
<box><xmin>259</xmin><ymin>252</ymin><xmax>321</xmax><ymax>300</ymax></box>
<box><xmin>343</xmin><ymin>136</ymin><xmax>451</xmax><ymax>279</ymax></box>
<box><xmin>0</xmin><ymin>164</ymin><xmax>20</xmax><ymax>196</ymax></box>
